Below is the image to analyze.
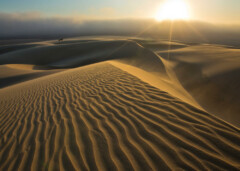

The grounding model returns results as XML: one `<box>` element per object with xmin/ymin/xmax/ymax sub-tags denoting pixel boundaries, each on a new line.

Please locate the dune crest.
<box><xmin>1</xmin><ymin>38</ymin><xmax>240</xmax><ymax>126</ymax></box>
<box><xmin>1</xmin><ymin>62</ymin><xmax>240</xmax><ymax>170</ymax></box>
<box><xmin>1</xmin><ymin>37</ymin><xmax>240</xmax><ymax>170</ymax></box>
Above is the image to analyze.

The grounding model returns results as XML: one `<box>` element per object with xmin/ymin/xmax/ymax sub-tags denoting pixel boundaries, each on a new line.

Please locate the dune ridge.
<box><xmin>157</xmin><ymin>44</ymin><xmax>240</xmax><ymax>127</ymax></box>
<box><xmin>0</xmin><ymin>62</ymin><xmax>240</xmax><ymax>170</ymax></box>
<box><xmin>1</xmin><ymin>37</ymin><xmax>240</xmax><ymax>170</ymax></box>
<box><xmin>0</xmin><ymin>64</ymin><xmax>64</xmax><ymax>88</ymax></box>
<box><xmin>0</xmin><ymin>37</ymin><xmax>240</xmax><ymax>126</ymax></box>
<box><xmin>0</xmin><ymin>38</ymin><xmax>197</xmax><ymax>107</ymax></box>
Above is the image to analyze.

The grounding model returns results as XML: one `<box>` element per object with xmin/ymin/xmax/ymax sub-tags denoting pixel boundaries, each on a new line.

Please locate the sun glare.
<box><xmin>155</xmin><ymin>0</ymin><xmax>190</xmax><ymax>21</ymax></box>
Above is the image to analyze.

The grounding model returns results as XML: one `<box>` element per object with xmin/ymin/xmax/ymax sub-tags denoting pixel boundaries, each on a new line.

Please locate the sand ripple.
<box><xmin>0</xmin><ymin>62</ymin><xmax>240</xmax><ymax>170</ymax></box>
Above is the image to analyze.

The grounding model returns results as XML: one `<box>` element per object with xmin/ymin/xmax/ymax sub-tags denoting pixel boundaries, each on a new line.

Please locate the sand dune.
<box><xmin>0</xmin><ymin>40</ymin><xmax>137</xmax><ymax>67</ymax></box>
<box><xmin>158</xmin><ymin>45</ymin><xmax>240</xmax><ymax>127</ymax></box>
<box><xmin>1</xmin><ymin>62</ymin><xmax>240</xmax><ymax>170</ymax></box>
<box><xmin>0</xmin><ymin>37</ymin><xmax>240</xmax><ymax>170</ymax></box>
<box><xmin>0</xmin><ymin>64</ymin><xmax>64</xmax><ymax>88</ymax></box>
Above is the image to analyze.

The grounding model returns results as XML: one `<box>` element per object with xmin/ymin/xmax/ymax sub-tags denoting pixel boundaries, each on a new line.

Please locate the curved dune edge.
<box><xmin>109</xmin><ymin>60</ymin><xmax>203</xmax><ymax>111</ymax></box>
<box><xmin>157</xmin><ymin>45</ymin><xmax>240</xmax><ymax>127</ymax></box>
<box><xmin>109</xmin><ymin>60</ymin><xmax>240</xmax><ymax>131</ymax></box>
<box><xmin>0</xmin><ymin>38</ymin><xmax>239</xmax><ymax>127</ymax></box>
<box><xmin>0</xmin><ymin>64</ymin><xmax>64</xmax><ymax>89</ymax></box>
<box><xmin>1</xmin><ymin>62</ymin><xmax>240</xmax><ymax>170</ymax></box>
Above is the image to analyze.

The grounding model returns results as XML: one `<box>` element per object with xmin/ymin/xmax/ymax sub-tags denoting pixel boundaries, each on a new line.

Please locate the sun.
<box><xmin>155</xmin><ymin>0</ymin><xmax>190</xmax><ymax>21</ymax></box>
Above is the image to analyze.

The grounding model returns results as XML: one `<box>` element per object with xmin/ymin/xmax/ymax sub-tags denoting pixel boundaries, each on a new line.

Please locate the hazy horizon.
<box><xmin>1</xmin><ymin>12</ymin><xmax>240</xmax><ymax>47</ymax></box>
<box><xmin>1</xmin><ymin>0</ymin><xmax>240</xmax><ymax>23</ymax></box>
<box><xmin>1</xmin><ymin>0</ymin><xmax>240</xmax><ymax>47</ymax></box>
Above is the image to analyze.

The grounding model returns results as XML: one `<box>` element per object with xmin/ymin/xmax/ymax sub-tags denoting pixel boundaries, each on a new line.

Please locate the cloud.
<box><xmin>0</xmin><ymin>12</ymin><xmax>240</xmax><ymax>47</ymax></box>
<box><xmin>0</xmin><ymin>12</ymin><xmax>152</xmax><ymax>38</ymax></box>
<box><xmin>99</xmin><ymin>7</ymin><xmax>116</xmax><ymax>16</ymax></box>
<box><xmin>86</xmin><ymin>7</ymin><xmax>118</xmax><ymax>19</ymax></box>
<box><xmin>0</xmin><ymin>12</ymin><xmax>42</xmax><ymax>21</ymax></box>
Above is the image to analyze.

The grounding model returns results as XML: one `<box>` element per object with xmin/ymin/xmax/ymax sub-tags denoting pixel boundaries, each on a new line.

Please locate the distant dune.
<box><xmin>0</xmin><ymin>37</ymin><xmax>240</xmax><ymax>170</ymax></box>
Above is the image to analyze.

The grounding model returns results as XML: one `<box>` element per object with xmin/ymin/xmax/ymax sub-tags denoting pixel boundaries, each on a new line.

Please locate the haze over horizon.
<box><xmin>1</xmin><ymin>0</ymin><xmax>240</xmax><ymax>46</ymax></box>
<box><xmin>1</xmin><ymin>0</ymin><xmax>240</xmax><ymax>23</ymax></box>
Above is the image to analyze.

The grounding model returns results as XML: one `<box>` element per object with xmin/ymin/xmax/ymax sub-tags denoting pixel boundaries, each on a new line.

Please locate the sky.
<box><xmin>1</xmin><ymin>0</ymin><xmax>240</xmax><ymax>23</ymax></box>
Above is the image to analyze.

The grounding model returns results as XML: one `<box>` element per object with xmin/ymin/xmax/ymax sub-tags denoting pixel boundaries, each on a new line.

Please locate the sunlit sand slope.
<box><xmin>1</xmin><ymin>62</ymin><xmax>240</xmax><ymax>170</ymax></box>
<box><xmin>158</xmin><ymin>45</ymin><xmax>240</xmax><ymax>127</ymax></box>
<box><xmin>0</xmin><ymin>38</ymin><xmax>239</xmax><ymax>126</ymax></box>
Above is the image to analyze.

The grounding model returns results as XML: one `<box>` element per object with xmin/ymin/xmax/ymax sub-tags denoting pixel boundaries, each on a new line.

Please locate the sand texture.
<box><xmin>0</xmin><ymin>37</ymin><xmax>240</xmax><ymax>170</ymax></box>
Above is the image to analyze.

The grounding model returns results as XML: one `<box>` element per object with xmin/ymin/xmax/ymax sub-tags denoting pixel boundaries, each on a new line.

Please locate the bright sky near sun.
<box><xmin>0</xmin><ymin>0</ymin><xmax>240</xmax><ymax>23</ymax></box>
<box><xmin>155</xmin><ymin>0</ymin><xmax>190</xmax><ymax>21</ymax></box>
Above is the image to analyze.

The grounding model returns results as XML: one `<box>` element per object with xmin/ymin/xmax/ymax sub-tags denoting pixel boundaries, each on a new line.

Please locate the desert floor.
<box><xmin>1</xmin><ymin>37</ymin><xmax>240</xmax><ymax>170</ymax></box>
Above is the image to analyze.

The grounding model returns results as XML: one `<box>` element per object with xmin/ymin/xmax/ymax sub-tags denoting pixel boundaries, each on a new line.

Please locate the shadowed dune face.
<box><xmin>158</xmin><ymin>45</ymin><xmax>240</xmax><ymax>126</ymax></box>
<box><xmin>0</xmin><ymin>39</ymin><xmax>147</xmax><ymax>88</ymax></box>
<box><xmin>0</xmin><ymin>44</ymin><xmax>39</xmax><ymax>55</ymax></box>
<box><xmin>0</xmin><ymin>38</ymin><xmax>169</xmax><ymax>88</ymax></box>
<box><xmin>0</xmin><ymin>62</ymin><xmax>240</xmax><ymax>170</ymax></box>
<box><xmin>0</xmin><ymin>40</ymin><xmax>142</xmax><ymax>67</ymax></box>
<box><xmin>0</xmin><ymin>64</ymin><xmax>63</xmax><ymax>88</ymax></box>
<box><xmin>131</xmin><ymin>38</ymin><xmax>188</xmax><ymax>51</ymax></box>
